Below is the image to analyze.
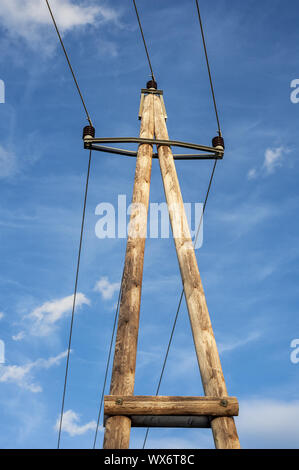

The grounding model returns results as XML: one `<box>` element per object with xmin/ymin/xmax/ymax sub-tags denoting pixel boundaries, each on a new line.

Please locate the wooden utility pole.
<box><xmin>153</xmin><ymin>95</ymin><xmax>240</xmax><ymax>449</ymax></box>
<box><xmin>102</xmin><ymin>86</ymin><xmax>240</xmax><ymax>450</ymax></box>
<box><xmin>103</xmin><ymin>93</ymin><xmax>154</xmax><ymax>449</ymax></box>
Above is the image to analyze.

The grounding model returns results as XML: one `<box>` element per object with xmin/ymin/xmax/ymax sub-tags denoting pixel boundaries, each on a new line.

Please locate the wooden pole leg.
<box><xmin>153</xmin><ymin>94</ymin><xmax>240</xmax><ymax>449</ymax></box>
<box><xmin>103</xmin><ymin>93</ymin><xmax>154</xmax><ymax>449</ymax></box>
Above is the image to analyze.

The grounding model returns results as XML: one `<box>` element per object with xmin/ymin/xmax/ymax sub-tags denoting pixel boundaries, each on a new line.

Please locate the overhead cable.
<box><xmin>45</xmin><ymin>0</ymin><xmax>93</xmax><ymax>126</ymax></box>
<box><xmin>57</xmin><ymin>150</ymin><xmax>93</xmax><ymax>449</ymax></box>
<box><xmin>132</xmin><ymin>0</ymin><xmax>156</xmax><ymax>81</ymax></box>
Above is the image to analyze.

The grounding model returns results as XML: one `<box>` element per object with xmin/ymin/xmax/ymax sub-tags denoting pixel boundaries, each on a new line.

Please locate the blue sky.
<box><xmin>0</xmin><ymin>0</ymin><xmax>299</xmax><ymax>449</ymax></box>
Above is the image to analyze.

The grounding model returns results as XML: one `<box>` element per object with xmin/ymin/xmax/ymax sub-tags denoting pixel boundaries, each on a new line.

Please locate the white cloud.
<box><xmin>247</xmin><ymin>168</ymin><xmax>257</xmax><ymax>180</ymax></box>
<box><xmin>248</xmin><ymin>146</ymin><xmax>291</xmax><ymax>180</ymax></box>
<box><xmin>0</xmin><ymin>350</ymin><xmax>68</xmax><ymax>393</ymax></box>
<box><xmin>218</xmin><ymin>331</ymin><xmax>261</xmax><ymax>354</ymax></box>
<box><xmin>55</xmin><ymin>409</ymin><xmax>97</xmax><ymax>436</ymax></box>
<box><xmin>28</xmin><ymin>293</ymin><xmax>90</xmax><ymax>336</ymax></box>
<box><xmin>165</xmin><ymin>331</ymin><xmax>262</xmax><ymax>380</ymax></box>
<box><xmin>263</xmin><ymin>146</ymin><xmax>288</xmax><ymax>174</ymax></box>
<box><xmin>12</xmin><ymin>331</ymin><xmax>25</xmax><ymax>342</ymax></box>
<box><xmin>237</xmin><ymin>398</ymin><xmax>299</xmax><ymax>448</ymax></box>
<box><xmin>97</xmin><ymin>38</ymin><xmax>119</xmax><ymax>58</ymax></box>
<box><xmin>216</xmin><ymin>201</ymin><xmax>276</xmax><ymax>239</ymax></box>
<box><xmin>0</xmin><ymin>0</ymin><xmax>119</xmax><ymax>47</ymax></box>
<box><xmin>0</xmin><ymin>312</ymin><xmax>4</xmax><ymax>320</ymax></box>
<box><xmin>0</xmin><ymin>145</ymin><xmax>17</xmax><ymax>179</ymax></box>
<box><xmin>94</xmin><ymin>277</ymin><xmax>120</xmax><ymax>300</ymax></box>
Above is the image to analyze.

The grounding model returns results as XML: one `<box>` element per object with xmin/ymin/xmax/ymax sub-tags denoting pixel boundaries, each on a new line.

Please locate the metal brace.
<box><xmin>139</xmin><ymin>88</ymin><xmax>167</xmax><ymax>120</ymax></box>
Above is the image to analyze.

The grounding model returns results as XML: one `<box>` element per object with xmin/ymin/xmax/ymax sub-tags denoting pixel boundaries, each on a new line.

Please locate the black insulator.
<box><xmin>83</xmin><ymin>125</ymin><xmax>95</xmax><ymax>139</ymax></box>
<box><xmin>147</xmin><ymin>79</ymin><xmax>157</xmax><ymax>90</ymax></box>
<box><xmin>212</xmin><ymin>135</ymin><xmax>225</xmax><ymax>149</ymax></box>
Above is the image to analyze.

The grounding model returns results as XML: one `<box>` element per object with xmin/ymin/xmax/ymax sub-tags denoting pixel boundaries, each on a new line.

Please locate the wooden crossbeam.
<box><xmin>104</xmin><ymin>396</ymin><xmax>239</xmax><ymax>418</ymax></box>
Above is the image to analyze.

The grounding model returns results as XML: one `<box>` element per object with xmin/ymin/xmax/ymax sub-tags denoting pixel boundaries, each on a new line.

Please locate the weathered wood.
<box><xmin>105</xmin><ymin>415</ymin><xmax>211</xmax><ymax>428</ymax></box>
<box><xmin>104</xmin><ymin>395</ymin><xmax>239</xmax><ymax>417</ymax></box>
<box><xmin>153</xmin><ymin>94</ymin><xmax>240</xmax><ymax>449</ymax></box>
<box><xmin>103</xmin><ymin>93</ymin><xmax>154</xmax><ymax>449</ymax></box>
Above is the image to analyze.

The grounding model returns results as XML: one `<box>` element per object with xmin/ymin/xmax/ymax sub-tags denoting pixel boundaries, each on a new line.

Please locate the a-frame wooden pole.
<box><xmin>103</xmin><ymin>93</ymin><xmax>154</xmax><ymax>449</ymax></box>
<box><xmin>153</xmin><ymin>94</ymin><xmax>240</xmax><ymax>449</ymax></box>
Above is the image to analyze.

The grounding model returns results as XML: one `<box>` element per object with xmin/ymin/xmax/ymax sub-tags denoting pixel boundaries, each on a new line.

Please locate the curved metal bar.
<box><xmin>84</xmin><ymin>136</ymin><xmax>223</xmax><ymax>155</ymax></box>
<box><xmin>87</xmin><ymin>143</ymin><xmax>223</xmax><ymax>160</ymax></box>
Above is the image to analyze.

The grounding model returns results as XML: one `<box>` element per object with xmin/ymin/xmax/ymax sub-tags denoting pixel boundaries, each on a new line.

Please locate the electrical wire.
<box><xmin>57</xmin><ymin>149</ymin><xmax>93</xmax><ymax>449</ymax></box>
<box><xmin>132</xmin><ymin>0</ymin><xmax>156</xmax><ymax>81</ymax></box>
<box><xmin>45</xmin><ymin>0</ymin><xmax>93</xmax><ymax>127</ymax></box>
<box><xmin>195</xmin><ymin>0</ymin><xmax>221</xmax><ymax>136</ymax></box>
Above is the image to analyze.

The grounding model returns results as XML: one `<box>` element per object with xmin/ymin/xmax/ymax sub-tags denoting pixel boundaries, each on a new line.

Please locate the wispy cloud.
<box><xmin>55</xmin><ymin>409</ymin><xmax>97</xmax><ymax>437</ymax></box>
<box><xmin>247</xmin><ymin>168</ymin><xmax>257</xmax><ymax>180</ymax></box>
<box><xmin>218</xmin><ymin>331</ymin><xmax>261</xmax><ymax>354</ymax></box>
<box><xmin>0</xmin><ymin>145</ymin><xmax>17</xmax><ymax>179</ymax></box>
<box><xmin>12</xmin><ymin>331</ymin><xmax>25</xmax><ymax>342</ymax></box>
<box><xmin>248</xmin><ymin>146</ymin><xmax>290</xmax><ymax>180</ymax></box>
<box><xmin>94</xmin><ymin>277</ymin><xmax>120</xmax><ymax>300</ymax></box>
<box><xmin>27</xmin><ymin>293</ymin><xmax>90</xmax><ymax>336</ymax></box>
<box><xmin>0</xmin><ymin>350</ymin><xmax>68</xmax><ymax>392</ymax></box>
<box><xmin>0</xmin><ymin>0</ymin><xmax>119</xmax><ymax>50</ymax></box>
<box><xmin>263</xmin><ymin>146</ymin><xmax>289</xmax><ymax>174</ymax></box>
<box><xmin>215</xmin><ymin>201</ymin><xmax>276</xmax><ymax>239</ymax></box>
<box><xmin>165</xmin><ymin>331</ymin><xmax>262</xmax><ymax>379</ymax></box>
<box><xmin>237</xmin><ymin>398</ymin><xmax>299</xmax><ymax>448</ymax></box>
<box><xmin>0</xmin><ymin>312</ymin><xmax>4</xmax><ymax>320</ymax></box>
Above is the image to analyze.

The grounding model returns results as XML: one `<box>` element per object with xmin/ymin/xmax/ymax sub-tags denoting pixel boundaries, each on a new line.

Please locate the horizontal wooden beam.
<box><xmin>104</xmin><ymin>396</ymin><xmax>239</xmax><ymax>418</ymax></box>
<box><xmin>104</xmin><ymin>414</ymin><xmax>211</xmax><ymax>428</ymax></box>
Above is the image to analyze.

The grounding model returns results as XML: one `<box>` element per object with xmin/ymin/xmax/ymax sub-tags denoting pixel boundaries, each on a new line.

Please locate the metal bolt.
<box><xmin>115</xmin><ymin>398</ymin><xmax>123</xmax><ymax>405</ymax></box>
<box><xmin>220</xmin><ymin>399</ymin><xmax>228</xmax><ymax>407</ymax></box>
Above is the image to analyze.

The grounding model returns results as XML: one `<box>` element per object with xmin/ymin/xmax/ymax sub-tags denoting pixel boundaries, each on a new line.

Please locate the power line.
<box><xmin>57</xmin><ymin>149</ymin><xmax>93</xmax><ymax>449</ymax></box>
<box><xmin>132</xmin><ymin>0</ymin><xmax>156</xmax><ymax>81</ymax></box>
<box><xmin>45</xmin><ymin>0</ymin><xmax>93</xmax><ymax>126</ymax></box>
<box><xmin>143</xmin><ymin>159</ymin><xmax>218</xmax><ymax>449</ymax></box>
<box><xmin>195</xmin><ymin>0</ymin><xmax>221</xmax><ymax>136</ymax></box>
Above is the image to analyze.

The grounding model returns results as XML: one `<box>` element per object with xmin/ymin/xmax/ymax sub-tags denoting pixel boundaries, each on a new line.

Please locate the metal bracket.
<box><xmin>138</xmin><ymin>88</ymin><xmax>167</xmax><ymax>120</ymax></box>
<box><xmin>84</xmin><ymin>136</ymin><xmax>224</xmax><ymax>161</ymax></box>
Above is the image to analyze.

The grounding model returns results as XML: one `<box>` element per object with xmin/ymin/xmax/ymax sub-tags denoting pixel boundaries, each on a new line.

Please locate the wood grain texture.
<box><xmin>103</xmin><ymin>93</ymin><xmax>154</xmax><ymax>450</ymax></box>
<box><xmin>153</xmin><ymin>94</ymin><xmax>240</xmax><ymax>449</ymax></box>
<box><xmin>104</xmin><ymin>395</ymin><xmax>239</xmax><ymax>417</ymax></box>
